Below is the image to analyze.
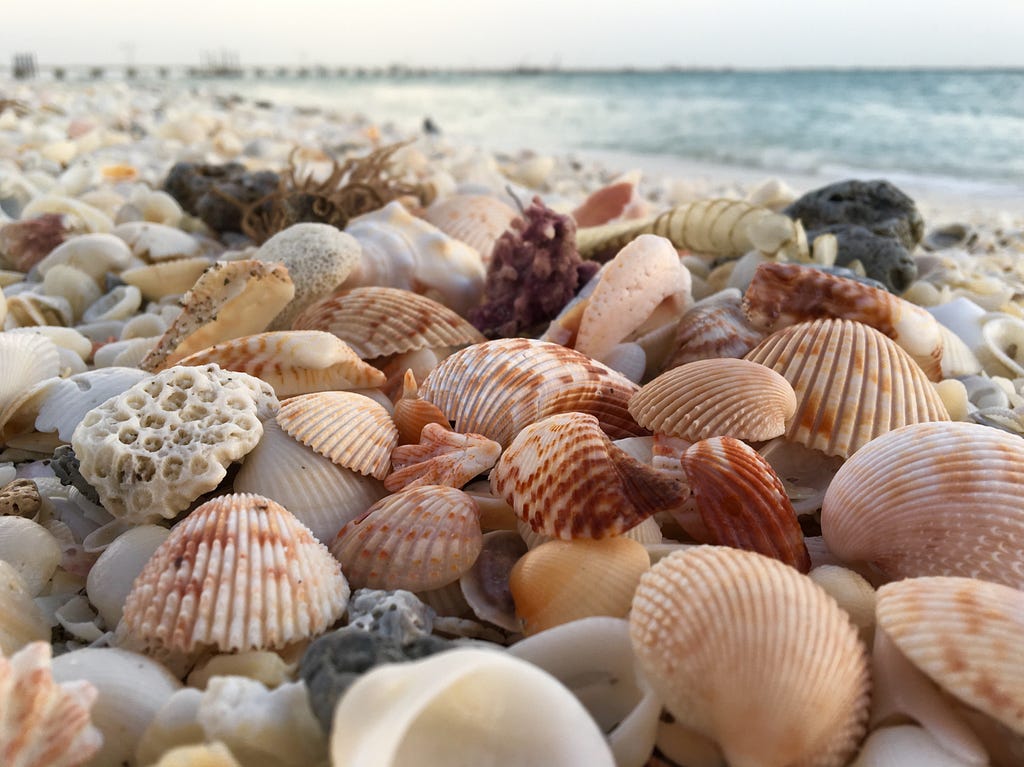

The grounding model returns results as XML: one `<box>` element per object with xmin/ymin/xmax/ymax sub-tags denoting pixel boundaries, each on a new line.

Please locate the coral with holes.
<box><xmin>70</xmin><ymin>364</ymin><xmax>278</xmax><ymax>523</ymax></box>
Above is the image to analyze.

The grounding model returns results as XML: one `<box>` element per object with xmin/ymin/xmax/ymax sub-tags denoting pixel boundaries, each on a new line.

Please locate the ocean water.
<box><xmin>224</xmin><ymin>69</ymin><xmax>1024</xmax><ymax>196</ymax></box>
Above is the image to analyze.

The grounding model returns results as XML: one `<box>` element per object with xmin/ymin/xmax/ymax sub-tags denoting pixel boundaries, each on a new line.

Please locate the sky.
<box><xmin>3</xmin><ymin>0</ymin><xmax>1024</xmax><ymax>70</ymax></box>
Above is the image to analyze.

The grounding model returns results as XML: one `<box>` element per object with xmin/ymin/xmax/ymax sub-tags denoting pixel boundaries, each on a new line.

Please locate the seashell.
<box><xmin>936</xmin><ymin>378</ymin><xmax>971</xmax><ymax>421</ymax></box>
<box><xmin>34</xmin><ymin>366</ymin><xmax>149</xmax><ymax>441</ymax></box>
<box><xmin>41</xmin><ymin>264</ymin><xmax>101</xmax><ymax>319</ymax></box>
<box><xmin>175</xmin><ymin>330</ymin><xmax>386</xmax><ymax>397</ymax></box>
<box><xmin>756</xmin><ymin>437</ymin><xmax>845</xmax><ymax>516</ymax></box>
<box><xmin>0</xmin><ymin>561</ymin><xmax>50</xmax><ymax>655</ymax></box>
<box><xmin>186</xmin><ymin>650</ymin><xmax>294</xmax><ymax>690</ymax></box>
<box><xmin>0</xmin><ymin>516</ymin><xmax>61</xmax><ymax>596</ymax></box>
<box><xmin>666</xmin><ymin>287</ymin><xmax>766</xmax><ymax>368</ymax></box>
<box><xmin>291</xmin><ymin>286</ymin><xmax>484</xmax><ymax>359</ymax></box>
<box><xmin>979</xmin><ymin>315</ymin><xmax>1024</xmax><ymax>379</ymax></box>
<box><xmin>571</xmin><ymin>172</ymin><xmax>650</xmax><ymax>227</ymax></box>
<box><xmin>148</xmin><ymin>742</ymin><xmax>241</xmax><ymax>767</ymax></box>
<box><xmin>509</xmin><ymin>537</ymin><xmax>650</xmax><ymax>635</ymax></box>
<box><xmin>630</xmin><ymin>546</ymin><xmax>871</xmax><ymax>767</ymax></box>
<box><xmin>385</xmin><ymin>422</ymin><xmax>501</xmax><ymax>492</ymax></box>
<box><xmin>630</xmin><ymin>357</ymin><xmax>796</xmax><ymax>442</ymax></box>
<box><xmin>850</xmin><ymin>725</ymin><xmax>982</xmax><ymax>767</ymax></box>
<box><xmin>492</xmin><ymin>412</ymin><xmax>687</xmax><ymax>539</ymax></box>
<box><xmin>821</xmin><ymin>421</ymin><xmax>1024</xmax><ymax>588</ymax></box>
<box><xmin>21</xmin><ymin>194</ymin><xmax>113</xmax><ymax>233</ymax></box>
<box><xmin>459</xmin><ymin>530</ymin><xmax>527</xmax><ymax>631</ymax></box>
<box><xmin>745</xmin><ymin>318</ymin><xmax>950</xmax><ymax>458</ymax></box>
<box><xmin>419</xmin><ymin>338</ymin><xmax>645</xmax><ymax>448</ymax></box>
<box><xmin>463</xmin><ymin>479</ymin><xmax>518</xmax><ymax>531</ymax></box>
<box><xmin>0</xmin><ymin>641</ymin><xmax>103</xmax><ymax>767</ymax></box>
<box><xmin>35</xmin><ymin>233</ymin><xmax>133</xmax><ymax>282</ymax></box>
<box><xmin>423</xmin><ymin>193</ymin><xmax>518</xmax><ymax>262</ymax></box>
<box><xmin>127</xmin><ymin>188</ymin><xmax>183</xmax><ymax>227</ymax></box>
<box><xmin>113</xmin><ymin>221</ymin><xmax>201</xmax><ymax>262</ymax></box>
<box><xmin>122</xmin><ymin>312</ymin><xmax>169</xmax><ymax>340</ymax></box>
<box><xmin>233</xmin><ymin>419</ymin><xmax>386</xmax><ymax>544</ymax></box>
<box><xmin>344</xmin><ymin>200</ymin><xmax>486</xmax><ymax>315</ymax></box>
<box><xmin>680</xmin><ymin>437</ymin><xmax>810</xmax><ymax>571</ymax></box>
<box><xmin>0</xmin><ymin>478</ymin><xmax>42</xmax><ymax>518</ymax></box>
<box><xmin>392</xmin><ymin>369</ymin><xmax>452</xmax><ymax>445</ymax></box>
<box><xmin>928</xmin><ymin>296</ymin><xmax>987</xmax><ymax>351</ymax></box>
<box><xmin>120</xmin><ymin>256</ymin><xmax>213</xmax><ymax>301</ymax></box>
<box><xmin>743</xmin><ymin>261</ymin><xmax>945</xmax><ymax>380</ymax></box>
<box><xmin>139</xmin><ymin>259</ymin><xmax>295</xmax><ymax>372</ymax></box>
<box><xmin>877</xmin><ymin>576</ymin><xmax>1024</xmax><ymax>735</ymax></box>
<box><xmin>330</xmin><ymin>648</ymin><xmax>615</xmax><ymax>766</ymax></box>
<box><xmin>86</xmin><ymin>524</ymin><xmax>170</xmax><ymax>629</ymax></box>
<box><xmin>117</xmin><ymin>493</ymin><xmax>350</xmax><ymax>656</ymax></box>
<box><xmin>808</xmin><ymin>565</ymin><xmax>877</xmax><ymax>643</ymax></box>
<box><xmin>276</xmin><ymin>390</ymin><xmax>398</xmax><ymax>479</ymax></box>
<box><xmin>599</xmin><ymin>341</ymin><xmax>647</xmax><ymax>383</ymax></box>
<box><xmin>4</xmin><ymin>291</ymin><xmax>72</xmax><ymax>328</ymax></box>
<box><xmin>0</xmin><ymin>331</ymin><xmax>60</xmax><ymax>434</ymax></box>
<box><xmin>329</xmin><ymin>484</ymin><xmax>483</xmax><ymax>591</ymax></box>
<box><xmin>93</xmin><ymin>335</ymin><xmax>160</xmax><ymax>368</ymax></box>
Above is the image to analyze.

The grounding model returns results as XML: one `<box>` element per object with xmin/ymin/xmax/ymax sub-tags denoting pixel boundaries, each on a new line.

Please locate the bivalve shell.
<box><xmin>0</xmin><ymin>332</ymin><xmax>59</xmax><ymax>436</ymax></box>
<box><xmin>423</xmin><ymin>193</ymin><xmax>518</xmax><ymax>262</ymax></box>
<box><xmin>392</xmin><ymin>369</ymin><xmax>452</xmax><ymax>445</ymax></box>
<box><xmin>0</xmin><ymin>562</ymin><xmax>49</xmax><ymax>655</ymax></box>
<box><xmin>666</xmin><ymin>288</ymin><xmax>766</xmax><ymax>369</ymax></box>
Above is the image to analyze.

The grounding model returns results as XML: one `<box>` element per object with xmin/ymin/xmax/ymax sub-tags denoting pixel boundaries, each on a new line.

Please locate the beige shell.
<box><xmin>629</xmin><ymin>546</ymin><xmax>871</xmax><ymax>767</ymax></box>
<box><xmin>34</xmin><ymin>366</ymin><xmax>149</xmax><ymax>442</ymax></box>
<box><xmin>629</xmin><ymin>358</ymin><xmax>796</xmax><ymax>442</ymax></box>
<box><xmin>329</xmin><ymin>484</ymin><xmax>483</xmax><ymax>591</ymax></box>
<box><xmin>744</xmin><ymin>318</ymin><xmax>950</xmax><ymax>458</ymax></box>
<box><xmin>680</xmin><ymin>437</ymin><xmax>810</xmax><ymax>572</ymax></box>
<box><xmin>491</xmin><ymin>412</ymin><xmax>687</xmax><ymax>540</ymax></box>
<box><xmin>666</xmin><ymin>288</ymin><xmax>766</xmax><ymax>369</ymax></box>
<box><xmin>120</xmin><ymin>256</ymin><xmax>213</xmax><ymax>301</ymax></box>
<box><xmin>419</xmin><ymin>338</ymin><xmax>645</xmax><ymax>449</ymax></box>
<box><xmin>822</xmin><ymin>421</ymin><xmax>1024</xmax><ymax>588</ymax></box>
<box><xmin>0</xmin><ymin>561</ymin><xmax>49</xmax><ymax>655</ymax></box>
<box><xmin>117</xmin><ymin>493</ymin><xmax>350</xmax><ymax>656</ymax></box>
<box><xmin>0</xmin><ymin>642</ymin><xmax>103</xmax><ymax>767</ymax></box>
<box><xmin>392</xmin><ymin>369</ymin><xmax>452</xmax><ymax>445</ymax></box>
<box><xmin>0</xmin><ymin>331</ymin><xmax>60</xmax><ymax>435</ymax></box>
<box><xmin>877</xmin><ymin>576</ymin><xmax>1024</xmax><ymax>735</ymax></box>
<box><xmin>509</xmin><ymin>537</ymin><xmax>650</xmax><ymax>635</ymax></box>
<box><xmin>275</xmin><ymin>391</ymin><xmax>398</xmax><ymax>479</ymax></box>
<box><xmin>423</xmin><ymin>194</ymin><xmax>518</xmax><ymax>262</ymax></box>
<box><xmin>385</xmin><ymin>422</ymin><xmax>502</xmax><ymax>493</ymax></box>
<box><xmin>86</xmin><ymin>524</ymin><xmax>170</xmax><ymax>628</ymax></box>
<box><xmin>291</xmin><ymin>286</ymin><xmax>484</xmax><ymax>359</ymax></box>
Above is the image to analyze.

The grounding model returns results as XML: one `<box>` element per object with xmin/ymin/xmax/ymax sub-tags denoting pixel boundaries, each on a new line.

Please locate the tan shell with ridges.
<box><xmin>385</xmin><ymin>423</ymin><xmax>501</xmax><ymax>493</ymax></box>
<box><xmin>630</xmin><ymin>358</ymin><xmax>796</xmax><ymax>442</ymax></box>
<box><xmin>423</xmin><ymin>194</ymin><xmax>518</xmax><ymax>263</ymax></box>
<box><xmin>629</xmin><ymin>546</ymin><xmax>871</xmax><ymax>767</ymax></box>
<box><xmin>667</xmin><ymin>288</ymin><xmax>766</xmax><ymax>369</ymax></box>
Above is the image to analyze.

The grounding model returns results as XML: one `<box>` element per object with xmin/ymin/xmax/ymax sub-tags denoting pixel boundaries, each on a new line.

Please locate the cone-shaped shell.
<box><xmin>629</xmin><ymin>546</ymin><xmax>871</xmax><ymax>767</ymax></box>
<box><xmin>292</xmin><ymin>286</ymin><xmax>484</xmax><ymax>359</ymax></box>
<box><xmin>329</xmin><ymin>484</ymin><xmax>483</xmax><ymax>591</ymax></box>
<box><xmin>385</xmin><ymin>423</ymin><xmax>501</xmax><ymax>493</ymax></box>
<box><xmin>630</xmin><ymin>358</ymin><xmax>796</xmax><ymax>442</ymax></box>
<box><xmin>174</xmin><ymin>331</ymin><xmax>386</xmax><ymax>397</ymax></box>
<box><xmin>276</xmin><ymin>391</ymin><xmax>398</xmax><ymax>479</ymax></box>
<box><xmin>423</xmin><ymin>194</ymin><xmax>519</xmax><ymax>262</ymax></box>
<box><xmin>822</xmin><ymin>421</ymin><xmax>1024</xmax><ymax>588</ymax></box>
<box><xmin>744</xmin><ymin>318</ymin><xmax>949</xmax><ymax>458</ymax></box>
<box><xmin>392</xmin><ymin>369</ymin><xmax>452</xmax><ymax>445</ymax></box>
<box><xmin>419</xmin><ymin>338</ymin><xmax>645</xmax><ymax>448</ymax></box>
<box><xmin>877</xmin><ymin>576</ymin><xmax>1024</xmax><ymax>735</ymax></box>
<box><xmin>491</xmin><ymin>412</ymin><xmax>688</xmax><ymax>539</ymax></box>
<box><xmin>117</xmin><ymin>493</ymin><xmax>350</xmax><ymax>655</ymax></box>
<box><xmin>681</xmin><ymin>437</ymin><xmax>810</xmax><ymax>571</ymax></box>
<box><xmin>667</xmin><ymin>288</ymin><xmax>766</xmax><ymax>369</ymax></box>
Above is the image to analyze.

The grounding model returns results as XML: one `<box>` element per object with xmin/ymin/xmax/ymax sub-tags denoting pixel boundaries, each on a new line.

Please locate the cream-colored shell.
<box><xmin>385</xmin><ymin>422</ymin><xmax>501</xmax><ymax>492</ymax></box>
<box><xmin>0</xmin><ymin>517</ymin><xmax>61</xmax><ymax>596</ymax></box>
<box><xmin>120</xmin><ymin>256</ymin><xmax>213</xmax><ymax>301</ymax></box>
<box><xmin>34</xmin><ymin>366</ymin><xmax>149</xmax><ymax>441</ymax></box>
<box><xmin>113</xmin><ymin>221</ymin><xmax>201</xmax><ymax>261</ymax></box>
<box><xmin>0</xmin><ymin>561</ymin><xmax>49</xmax><ymax>655</ymax></box>
<box><xmin>86</xmin><ymin>524</ymin><xmax>170</xmax><ymax>628</ymax></box>
<box><xmin>35</xmin><ymin>233</ymin><xmax>132</xmax><ymax>282</ymax></box>
<box><xmin>423</xmin><ymin>193</ymin><xmax>518</xmax><ymax>263</ymax></box>
<box><xmin>41</xmin><ymin>264</ymin><xmax>102</xmax><ymax>320</ymax></box>
<box><xmin>849</xmin><ymin>726</ymin><xmax>980</xmax><ymax>767</ymax></box>
<box><xmin>0</xmin><ymin>332</ymin><xmax>60</xmax><ymax>433</ymax></box>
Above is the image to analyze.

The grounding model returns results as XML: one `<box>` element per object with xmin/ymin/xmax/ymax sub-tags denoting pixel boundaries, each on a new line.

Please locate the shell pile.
<box><xmin>0</xmin><ymin>78</ymin><xmax>1022</xmax><ymax>767</ymax></box>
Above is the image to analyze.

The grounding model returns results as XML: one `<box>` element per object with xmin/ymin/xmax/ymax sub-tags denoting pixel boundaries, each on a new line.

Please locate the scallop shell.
<box><xmin>630</xmin><ymin>358</ymin><xmax>796</xmax><ymax>442</ymax></box>
<box><xmin>392</xmin><ymin>369</ymin><xmax>453</xmax><ymax>445</ymax></box>
<box><xmin>666</xmin><ymin>288</ymin><xmax>766</xmax><ymax>369</ymax></box>
<box><xmin>0</xmin><ymin>561</ymin><xmax>49</xmax><ymax>655</ymax></box>
<box><xmin>116</xmin><ymin>493</ymin><xmax>350</xmax><ymax>656</ymax></box>
<box><xmin>120</xmin><ymin>256</ymin><xmax>213</xmax><ymax>301</ymax></box>
<box><xmin>821</xmin><ymin>421</ymin><xmax>1024</xmax><ymax>588</ymax></box>
<box><xmin>877</xmin><ymin>576</ymin><xmax>1024</xmax><ymax>735</ymax></box>
<box><xmin>629</xmin><ymin>546</ymin><xmax>871</xmax><ymax>767</ymax></box>
<box><xmin>509</xmin><ymin>537</ymin><xmax>650</xmax><ymax>635</ymax></box>
<box><xmin>0</xmin><ymin>332</ymin><xmax>60</xmax><ymax>434</ymax></box>
<box><xmin>175</xmin><ymin>331</ymin><xmax>386</xmax><ymax>397</ymax></box>
<box><xmin>0</xmin><ymin>642</ymin><xmax>103</xmax><ymax>767</ymax></box>
<box><xmin>419</xmin><ymin>338</ymin><xmax>645</xmax><ymax>448</ymax></box>
<box><xmin>385</xmin><ymin>423</ymin><xmax>501</xmax><ymax>493</ymax></box>
<box><xmin>275</xmin><ymin>390</ymin><xmax>398</xmax><ymax>479</ymax></box>
<box><xmin>291</xmin><ymin>286</ymin><xmax>484</xmax><ymax>359</ymax></box>
<box><xmin>492</xmin><ymin>412</ymin><xmax>688</xmax><ymax>540</ymax></box>
<box><xmin>423</xmin><ymin>193</ymin><xmax>518</xmax><ymax>262</ymax></box>
<box><xmin>744</xmin><ymin>318</ymin><xmax>950</xmax><ymax>458</ymax></box>
<box><xmin>329</xmin><ymin>484</ymin><xmax>483</xmax><ymax>591</ymax></box>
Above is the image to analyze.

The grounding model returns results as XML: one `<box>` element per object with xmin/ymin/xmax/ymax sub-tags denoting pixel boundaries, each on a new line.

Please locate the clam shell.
<box><xmin>458</xmin><ymin>530</ymin><xmax>527</xmax><ymax>632</ymax></box>
<box><xmin>666</xmin><ymin>288</ymin><xmax>766</xmax><ymax>369</ymax></box>
<box><xmin>630</xmin><ymin>358</ymin><xmax>796</xmax><ymax>442</ymax></box>
<box><xmin>821</xmin><ymin>421</ymin><xmax>1024</xmax><ymax>588</ymax></box>
<box><xmin>34</xmin><ymin>366</ymin><xmax>149</xmax><ymax>441</ymax></box>
<box><xmin>0</xmin><ymin>561</ymin><xmax>49</xmax><ymax>655</ymax></box>
<box><xmin>808</xmin><ymin>565</ymin><xmax>877</xmax><ymax>643</ymax></box>
<box><xmin>744</xmin><ymin>318</ymin><xmax>950</xmax><ymax>458</ymax></box>
<box><xmin>85</xmin><ymin>525</ymin><xmax>170</xmax><ymax>629</ymax></box>
<box><xmin>629</xmin><ymin>546</ymin><xmax>871</xmax><ymax>767</ymax></box>
<box><xmin>291</xmin><ymin>286</ymin><xmax>484</xmax><ymax>359</ymax></box>
<box><xmin>491</xmin><ymin>412</ymin><xmax>687</xmax><ymax>540</ymax></box>
<box><xmin>419</xmin><ymin>338</ymin><xmax>645</xmax><ymax>449</ymax></box>
<box><xmin>385</xmin><ymin>422</ymin><xmax>501</xmax><ymax>492</ymax></box>
<box><xmin>276</xmin><ymin>390</ymin><xmax>398</xmax><ymax>479</ymax></box>
<box><xmin>0</xmin><ymin>332</ymin><xmax>60</xmax><ymax>433</ymax></box>
<box><xmin>423</xmin><ymin>193</ymin><xmax>518</xmax><ymax>262</ymax></box>
<box><xmin>117</xmin><ymin>493</ymin><xmax>350</xmax><ymax>656</ymax></box>
<box><xmin>392</xmin><ymin>369</ymin><xmax>452</xmax><ymax>445</ymax></box>
<box><xmin>329</xmin><ymin>484</ymin><xmax>483</xmax><ymax>591</ymax></box>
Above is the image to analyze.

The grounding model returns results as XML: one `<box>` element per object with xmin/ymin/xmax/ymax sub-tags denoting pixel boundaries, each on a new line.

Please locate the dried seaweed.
<box><xmin>229</xmin><ymin>142</ymin><xmax>427</xmax><ymax>244</ymax></box>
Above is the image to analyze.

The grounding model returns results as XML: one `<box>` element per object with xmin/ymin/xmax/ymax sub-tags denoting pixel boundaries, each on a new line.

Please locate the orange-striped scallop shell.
<box><xmin>423</xmin><ymin>194</ymin><xmax>518</xmax><ymax>263</ymax></box>
<box><xmin>744</xmin><ymin>318</ymin><xmax>949</xmax><ymax>458</ymax></box>
<box><xmin>666</xmin><ymin>288</ymin><xmax>766</xmax><ymax>369</ymax></box>
<box><xmin>329</xmin><ymin>484</ymin><xmax>482</xmax><ymax>591</ymax></box>
<box><xmin>385</xmin><ymin>423</ymin><xmax>501</xmax><ymax>493</ymax></box>
<box><xmin>630</xmin><ymin>358</ymin><xmax>796</xmax><ymax>442</ymax></box>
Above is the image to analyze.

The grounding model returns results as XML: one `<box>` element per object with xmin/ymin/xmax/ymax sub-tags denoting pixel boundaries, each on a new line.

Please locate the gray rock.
<box><xmin>346</xmin><ymin>589</ymin><xmax>435</xmax><ymax>645</ymax></box>
<box><xmin>51</xmin><ymin>445</ymin><xmax>100</xmax><ymax>505</ymax></box>
<box><xmin>810</xmin><ymin>224</ymin><xmax>918</xmax><ymax>293</ymax></box>
<box><xmin>163</xmin><ymin>161</ymin><xmax>279</xmax><ymax>234</ymax></box>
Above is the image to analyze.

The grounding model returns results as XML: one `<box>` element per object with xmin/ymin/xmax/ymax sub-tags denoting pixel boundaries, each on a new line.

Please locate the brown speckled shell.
<box><xmin>666</xmin><ymin>288</ymin><xmax>765</xmax><ymax>369</ymax></box>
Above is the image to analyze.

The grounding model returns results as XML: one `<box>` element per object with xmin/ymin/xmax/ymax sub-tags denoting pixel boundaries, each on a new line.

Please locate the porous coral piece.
<box><xmin>469</xmin><ymin>195</ymin><xmax>598</xmax><ymax>338</ymax></box>
<box><xmin>0</xmin><ymin>478</ymin><xmax>41</xmax><ymax>518</ymax></box>
<box><xmin>0</xmin><ymin>213</ymin><xmax>68</xmax><ymax>271</ymax></box>
<box><xmin>71</xmin><ymin>364</ymin><xmax>278</xmax><ymax>523</ymax></box>
<box><xmin>345</xmin><ymin>588</ymin><xmax>436</xmax><ymax>644</ymax></box>
<box><xmin>385</xmin><ymin>423</ymin><xmax>501</xmax><ymax>492</ymax></box>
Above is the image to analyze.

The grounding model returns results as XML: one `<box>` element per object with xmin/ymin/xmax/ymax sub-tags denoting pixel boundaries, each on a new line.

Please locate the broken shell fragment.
<box><xmin>385</xmin><ymin>423</ymin><xmax>501</xmax><ymax>492</ymax></box>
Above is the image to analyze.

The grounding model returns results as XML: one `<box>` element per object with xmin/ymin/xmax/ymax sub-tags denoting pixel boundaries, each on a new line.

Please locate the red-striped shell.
<box><xmin>667</xmin><ymin>288</ymin><xmax>766</xmax><ymax>369</ymax></box>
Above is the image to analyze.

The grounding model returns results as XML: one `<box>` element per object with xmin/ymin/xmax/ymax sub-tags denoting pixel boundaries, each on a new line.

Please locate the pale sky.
<box><xmin>4</xmin><ymin>0</ymin><xmax>1024</xmax><ymax>69</ymax></box>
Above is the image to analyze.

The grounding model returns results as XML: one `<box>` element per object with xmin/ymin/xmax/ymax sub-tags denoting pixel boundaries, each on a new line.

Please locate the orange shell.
<box><xmin>667</xmin><ymin>288</ymin><xmax>766</xmax><ymax>369</ymax></box>
<box><xmin>385</xmin><ymin>423</ymin><xmax>501</xmax><ymax>493</ymax></box>
<box><xmin>629</xmin><ymin>358</ymin><xmax>796</xmax><ymax>442</ymax></box>
<box><xmin>744</xmin><ymin>318</ymin><xmax>949</xmax><ymax>458</ymax></box>
<box><xmin>423</xmin><ymin>194</ymin><xmax>518</xmax><ymax>263</ymax></box>
<box><xmin>392</xmin><ymin>369</ymin><xmax>452</xmax><ymax>445</ymax></box>
<box><xmin>329</xmin><ymin>484</ymin><xmax>483</xmax><ymax>591</ymax></box>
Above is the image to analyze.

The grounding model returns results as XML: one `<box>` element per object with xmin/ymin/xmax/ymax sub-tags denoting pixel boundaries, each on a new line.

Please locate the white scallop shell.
<box><xmin>34</xmin><ymin>367</ymin><xmax>150</xmax><ymax>441</ymax></box>
<box><xmin>0</xmin><ymin>332</ymin><xmax>60</xmax><ymax>434</ymax></box>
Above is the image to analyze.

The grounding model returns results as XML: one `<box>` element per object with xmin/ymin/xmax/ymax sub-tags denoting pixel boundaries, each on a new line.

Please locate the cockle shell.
<box><xmin>385</xmin><ymin>422</ymin><xmax>501</xmax><ymax>492</ymax></box>
<box><xmin>0</xmin><ymin>642</ymin><xmax>103</xmax><ymax>767</ymax></box>
<box><xmin>275</xmin><ymin>390</ymin><xmax>398</xmax><ymax>479</ymax></box>
<box><xmin>630</xmin><ymin>357</ymin><xmax>796</xmax><ymax>442</ymax></box>
<box><xmin>0</xmin><ymin>331</ymin><xmax>59</xmax><ymax>435</ymax></box>
<box><xmin>629</xmin><ymin>546</ymin><xmax>871</xmax><ymax>767</ymax></box>
<box><xmin>291</xmin><ymin>286</ymin><xmax>484</xmax><ymax>359</ymax></box>
<box><xmin>117</xmin><ymin>493</ymin><xmax>350</xmax><ymax>656</ymax></box>
<box><xmin>423</xmin><ymin>193</ymin><xmax>518</xmax><ymax>262</ymax></box>
<box><xmin>745</xmin><ymin>318</ymin><xmax>950</xmax><ymax>458</ymax></box>
<box><xmin>329</xmin><ymin>484</ymin><xmax>483</xmax><ymax>591</ymax></box>
<box><xmin>821</xmin><ymin>421</ymin><xmax>1024</xmax><ymax>588</ymax></box>
<box><xmin>419</xmin><ymin>338</ymin><xmax>645</xmax><ymax>448</ymax></box>
<box><xmin>392</xmin><ymin>369</ymin><xmax>452</xmax><ymax>445</ymax></box>
<box><xmin>666</xmin><ymin>287</ymin><xmax>766</xmax><ymax>369</ymax></box>
<box><xmin>491</xmin><ymin>412</ymin><xmax>687</xmax><ymax>539</ymax></box>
